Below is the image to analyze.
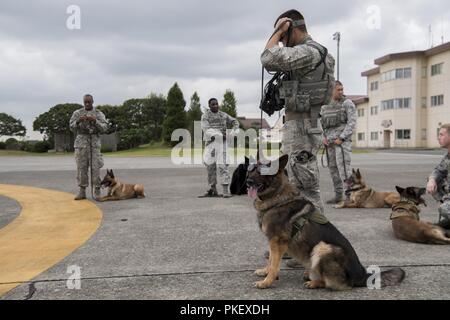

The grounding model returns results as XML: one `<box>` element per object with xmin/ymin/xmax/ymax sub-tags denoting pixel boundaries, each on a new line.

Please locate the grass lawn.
<box><xmin>0</xmin><ymin>144</ymin><xmax>375</xmax><ymax>157</ymax></box>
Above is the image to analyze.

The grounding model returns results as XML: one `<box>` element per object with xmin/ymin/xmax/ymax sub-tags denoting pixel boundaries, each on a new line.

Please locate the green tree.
<box><xmin>162</xmin><ymin>83</ymin><xmax>187</xmax><ymax>145</ymax></box>
<box><xmin>33</xmin><ymin>103</ymin><xmax>82</xmax><ymax>144</ymax></box>
<box><xmin>97</xmin><ymin>104</ymin><xmax>124</xmax><ymax>134</ymax></box>
<box><xmin>0</xmin><ymin>113</ymin><xmax>26</xmax><ymax>138</ymax></box>
<box><xmin>220</xmin><ymin>89</ymin><xmax>237</xmax><ymax>118</ymax></box>
<box><xmin>144</xmin><ymin>93</ymin><xmax>167</xmax><ymax>141</ymax></box>
<box><xmin>186</xmin><ymin>92</ymin><xmax>202</xmax><ymax>136</ymax></box>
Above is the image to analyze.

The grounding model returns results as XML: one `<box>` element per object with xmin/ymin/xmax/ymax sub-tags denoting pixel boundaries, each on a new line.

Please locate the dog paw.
<box><xmin>303</xmin><ymin>271</ymin><xmax>311</xmax><ymax>282</ymax></box>
<box><xmin>333</xmin><ymin>203</ymin><xmax>344</xmax><ymax>209</ymax></box>
<box><xmin>304</xmin><ymin>281</ymin><xmax>324</xmax><ymax>289</ymax></box>
<box><xmin>255</xmin><ymin>269</ymin><xmax>268</xmax><ymax>277</ymax></box>
<box><xmin>254</xmin><ymin>280</ymin><xmax>271</xmax><ymax>289</ymax></box>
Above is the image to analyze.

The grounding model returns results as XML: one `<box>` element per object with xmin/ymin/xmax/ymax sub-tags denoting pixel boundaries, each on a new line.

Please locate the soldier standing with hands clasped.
<box><xmin>70</xmin><ymin>94</ymin><xmax>109</xmax><ymax>200</ymax></box>
<box><xmin>320</xmin><ymin>81</ymin><xmax>357</xmax><ymax>205</ymax></box>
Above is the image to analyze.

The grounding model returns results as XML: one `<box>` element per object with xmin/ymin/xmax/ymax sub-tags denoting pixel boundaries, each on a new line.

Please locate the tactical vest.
<box><xmin>204</xmin><ymin>111</ymin><xmax>228</xmax><ymax>132</ymax></box>
<box><xmin>76</xmin><ymin>109</ymin><xmax>103</xmax><ymax>135</ymax></box>
<box><xmin>321</xmin><ymin>100</ymin><xmax>348</xmax><ymax>130</ymax></box>
<box><xmin>279</xmin><ymin>39</ymin><xmax>335</xmax><ymax>132</ymax></box>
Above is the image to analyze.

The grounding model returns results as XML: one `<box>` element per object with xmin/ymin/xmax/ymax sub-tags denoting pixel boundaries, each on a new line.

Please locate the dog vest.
<box><xmin>291</xmin><ymin>209</ymin><xmax>329</xmax><ymax>239</ymax></box>
<box><xmin>390</xmin><ymin>199</ymin><xmax>420</xmax><ymax>221</ymax></box>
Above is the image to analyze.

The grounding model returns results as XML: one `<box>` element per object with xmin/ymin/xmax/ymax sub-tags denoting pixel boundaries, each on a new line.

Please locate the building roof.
<box><xmin>237</xmin><ymin>117</ymin><xmax>270</xmax><ymax>130</ymax></box>
<box><xmin>347</xmin><ymin>95</ymin><xmax>369</xmax><ymax>105</ymax></box>
<box><xmin>361</xmin><ymin>41</ymin><xmax>450</xmax><ymax>76</ymax></box>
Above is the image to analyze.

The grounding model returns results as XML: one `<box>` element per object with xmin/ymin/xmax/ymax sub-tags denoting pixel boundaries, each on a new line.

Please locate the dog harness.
<box><xmin>390</xmin><ymin>199</ymin><xmax>420</xmax><ymax>221</ymax></box>
<box><xmin>291</xmin><ymin>209</ymin><xmax>329</xmax><ymax>239</ymax></box>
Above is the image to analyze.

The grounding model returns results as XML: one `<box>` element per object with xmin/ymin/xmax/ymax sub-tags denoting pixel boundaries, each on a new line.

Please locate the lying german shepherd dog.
<box><xmin>334</xmin><ymin>169</ymin><xmax>400</xmax><ymax>209</ymax></box>
<box><xmin>247</xmin><ymin>155</ymin><xmax>405</xmax><ymax>290</ymax></box>
<box><xmin>97</xmin><ymin>169</ymin><xmax>145</xmax><ymax>202</ymax></box>
<box><xmin>391</xmin><ymin>186</ymin><xmax>450</xmax><ymax>244</ymax></box>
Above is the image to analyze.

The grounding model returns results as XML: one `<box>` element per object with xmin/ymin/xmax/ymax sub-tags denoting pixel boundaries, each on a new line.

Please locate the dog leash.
<box><xmin>89</xmin><ymin>133</ymin><xmax>94</xmax><ymax>200</ymax></box>
<box><xmin>320</xmin><ymin>146</ymin><xmax>329</xmax><ymax>169</ymax></box>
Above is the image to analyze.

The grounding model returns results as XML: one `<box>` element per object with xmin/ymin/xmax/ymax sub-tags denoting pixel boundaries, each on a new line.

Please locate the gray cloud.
<box><xmin>0</xmin><ymin>0</ymin><xmax>449</xmax><ymax>139</ymax></box>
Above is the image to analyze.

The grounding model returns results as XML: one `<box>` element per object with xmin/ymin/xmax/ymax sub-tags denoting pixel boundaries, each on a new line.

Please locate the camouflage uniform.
<box><xmin>261</xmin><ymin>35</ymin><xmax>335</xmax><ymax>213</ymax></box>
<box><xmin>201</xmin><ymin>109</ymin><xmax>239</xmax><ymax>188</ymax></box>
<box><xmin>69</xmin><ymin>108</ymin><xmax>108</xmax><ymax>190</ymax></box>
<box><xmin>429</xmin><ymin>153</ymin><xmax>450</xmax><ymax>223</ymax></box>
<box><xmin>320</xmin><ymin>98</ymin><xmax>357</xmax><ymax>199</ymax></box>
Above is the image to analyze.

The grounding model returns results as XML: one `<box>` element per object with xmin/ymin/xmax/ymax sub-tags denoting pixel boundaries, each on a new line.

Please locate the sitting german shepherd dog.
<box><xmin>97</xmin><ymin>169</ymin><xmax>145</xmax><ymax>202</ymax></box>
<box><xmin>334</xmin><ymin>169</ymin><xmax>400</xmax><ymax>209</ymax></box>
<box><xmin>247</xmin><ymin>155</ymin><xmax>405</xmax><ymax>290</ymax></box>
<box><xmin>391</xmin><ymin>186</ymin><xmax>450</xmax><ymax>245</ymax></box>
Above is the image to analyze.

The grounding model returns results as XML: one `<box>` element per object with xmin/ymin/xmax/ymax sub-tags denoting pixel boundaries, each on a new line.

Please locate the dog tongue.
<box><xmin>248</xmin><ymin>187</ymin><xmax>258</xmax><ymax>199</ymax></box>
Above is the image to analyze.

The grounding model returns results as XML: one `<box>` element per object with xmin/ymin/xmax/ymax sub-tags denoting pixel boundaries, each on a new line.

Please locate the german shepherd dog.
<box><xmin>391</xmin><ymin>186</ymin><xmax>450</xmax><ymax>245</ymax></box>
<box><xmin>230</xmin><ymin>157</ymin><xmax>249</xmax><ymax>195</ymax></box>
<box><xmin>247</xmin><ymin>155</ymin><xmax>405</xmax><ymax>290</ymax></box>
<box><xmin>334</xmin><ymin>169</ymin><xmax>400</xmax><ymax>209</ymax></box>
<box><xmin>97</xmin><ymin>169</ymin><xmax>146</xmax><ymax>202</ymax></box>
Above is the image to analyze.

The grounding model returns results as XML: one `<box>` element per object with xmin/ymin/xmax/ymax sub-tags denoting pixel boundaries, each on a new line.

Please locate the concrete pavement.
<box><xmin>0</xmin><ymin>152</ymin><xmax>449</xmax><ymax>299</ymax></box>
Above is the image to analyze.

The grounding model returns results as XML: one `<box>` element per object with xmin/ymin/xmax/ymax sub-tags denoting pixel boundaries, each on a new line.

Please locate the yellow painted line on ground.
<box><xmin>0</xmin><ymin>184</ymin><xmax>102</xmax><ymax>297</ymax></box>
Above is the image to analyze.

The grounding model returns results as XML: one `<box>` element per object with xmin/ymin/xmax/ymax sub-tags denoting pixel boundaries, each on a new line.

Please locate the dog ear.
<box><xmin>245</xmin><ymin>156</ymin><xmax>249</xmax><ymax>165</ymax></box>
<box><xmin>356</xmin><ymin>169</ymin><xmax>361</xmax><ymax>178</ymax></box>
<box><xmin>110</xmin><ymin>169</ymin><xmax>115</xmax><ymax>178</ymax></box>
<box><xmin>395</xmin><ymin>186</ymin><xmax>405</xmax><ymax>194</ymax></box>
<box><xmin>406</xmin><ymin>187</ymin><xmax>416</xmax><ymax>197</ymax></box>
<box><xmin>278</xmin><ymin>154</ymin><xmax>289</xmax><ymax>173</ymax></box>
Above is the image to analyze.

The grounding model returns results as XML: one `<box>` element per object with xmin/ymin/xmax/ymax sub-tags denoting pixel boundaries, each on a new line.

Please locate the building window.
<box><xmin>382</xmin><ymin>98</ymin><xmax>411</xmax><ymax>110</ymax></box>
<box><xmin>396</xmin><ymin>129</ymin><xmax>411</xmax><ymax>140</ymax></box>
<box><xmin>381</xmin><ymin>68</ymin><xmax>412</xmax><ymax>82</ymax></box>
<box><xmin>358</xmin><ymin>133</ymin><xmax>365</xmax><ymax>141</ymax></box>
<box><xmin>431</xmin><ymin>95</ymin><xmax>444</xmax><ymax>107</ymax></box>
<box><xmin>370</xmin><ymin>81</ymin><xmax>379</xmax><ymax>91</ymax></box>
<box><xmin>381</xmin><ymin>100</ymin><xmax>394</xmax><ymax>111</ymax></box>
<box><xmin>370</xmin><ymin>106</ymin><xmax>378</xmax><ymax>115</ymax></box>
<box><xmin>357</xmin><ymin>108</ymin><xmax>365</xmax><ymax>117</ymax></box>
<box><xmin>431</xmin><ymin>63</ymin><xmax>444</xmax><ymax>76</ymax></box>
<box><xmin>421</xmin><ymin>129</ymin><xmax>427</xmax><ymax>141</ymax></box>
<box><xmin>371</xmin><ymin>132</ymin><xmax>379</xmax><ymax>141</ymax></box>
<box><xmin>403</xmin><ymin>68</ymin><xmax>412</xmax><ymax>78</ymax></box>
<box><xmin>421</xmin><ymin>97</ymin><xmax>427</xmax><ymax>108</ymax></box>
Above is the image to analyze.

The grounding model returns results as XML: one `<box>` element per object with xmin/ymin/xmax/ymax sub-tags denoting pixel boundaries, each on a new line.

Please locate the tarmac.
<box><xmin>0</xmin><ymin>151</ymin><xmax>449</xmax><ymax>300</ymax></box>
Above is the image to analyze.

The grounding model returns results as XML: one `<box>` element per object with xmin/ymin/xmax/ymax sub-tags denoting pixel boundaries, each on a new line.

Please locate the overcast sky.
<box><xmin>1</xmin><ymin>0</ymin><xmax>449</xmax><ymax>139</ymax></box>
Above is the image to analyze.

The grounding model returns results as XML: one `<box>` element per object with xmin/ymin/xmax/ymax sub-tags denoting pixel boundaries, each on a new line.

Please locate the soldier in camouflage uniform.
<box><xmin>261</xmin><ymin>9</ymin><xmax>335</xmax><ymax>214</ymax></box>
<box><xmin>69</xmin><ymin>94</ymin><xmax>109</xmax><ymax>200</ymax></box>
<box><xmin>320</xmin><ymin>81</ymin><xmax>357</xmax><ymax>204</ymax></box>
<box><xmin>427</xmin><ymin>124</ymin><xmax>450</xmax><ymax>229</ymax></box>
<box><xmin>201</xmin><ymin>98</ymin><xmax>240</xmax><ymax>198</ymax></box>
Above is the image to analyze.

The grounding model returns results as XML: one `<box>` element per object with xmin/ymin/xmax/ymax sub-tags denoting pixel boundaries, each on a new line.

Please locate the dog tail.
<box><xmin>380</xmin><ymin>268</ymin><xmax>405</xmax><ymax>287</ymax></box>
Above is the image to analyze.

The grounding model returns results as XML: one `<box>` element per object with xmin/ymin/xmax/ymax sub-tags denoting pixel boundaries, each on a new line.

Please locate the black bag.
<box><xmin>259</xmin><ymin>72</ymin><xmax>286</xmax><ymax>116</ymax></box>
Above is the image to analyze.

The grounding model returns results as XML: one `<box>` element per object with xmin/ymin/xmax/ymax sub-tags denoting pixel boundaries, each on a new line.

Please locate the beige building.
<box><xmin>355</xmin><ymin>42</ymin><xmax>450</xmax><ymax>149</ymax></box>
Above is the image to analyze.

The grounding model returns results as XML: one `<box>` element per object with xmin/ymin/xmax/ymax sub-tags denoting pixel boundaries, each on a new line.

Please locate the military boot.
<box><xmin>326</xmin><ymin>194</ymin><xmax>344</xmax><ymax>205</ymax></box>
<box><xmin>222</xmin><ymin>184</ymin><xmax>232</xmax><ymax>199</ymax></box>
<box><xmin>74</xmin><ymin>187</ymin><xmax>87</xmax><ymax>201</ymax></box>
<box><xmin>436</xmin><ymin>217</ymin><xmax>450</xmax><ymax>229</ymax></box>
<box><xmin>94</xmin><ymin>187</ymin><xmax>101</xmax><ymax>200</ymax></box>
<box><xmin>200</xmin><ymin>185</ymin><xmax>220</xmax><ymax>198</ymax></box>
<box><xmin>264</xmin><ymin>251</ymin><xmax>292</xmax><ymax>260</ymax></box>
<box><xmin>286</xmin><ymin>259</ymin><xmax>303</xmax><ymax>269</ymax></box>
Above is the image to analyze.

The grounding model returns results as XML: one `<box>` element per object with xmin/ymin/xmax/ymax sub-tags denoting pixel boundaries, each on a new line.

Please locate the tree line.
<box><xmin>0</xmin><ymin>83</ymin><xmax>238</xmax><ymax>152</ymax></box>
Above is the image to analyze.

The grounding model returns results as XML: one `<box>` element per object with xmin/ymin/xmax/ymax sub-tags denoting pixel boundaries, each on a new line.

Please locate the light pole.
<box><xmin>333</xmin><ymin>32</ymin><xmax>341</xmax><ymax>81</ymax></box>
